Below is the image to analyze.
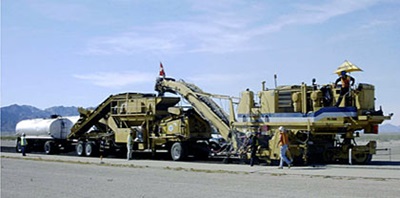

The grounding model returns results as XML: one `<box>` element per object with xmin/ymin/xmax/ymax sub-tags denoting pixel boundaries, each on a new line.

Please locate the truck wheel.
<box><xmin>195</xmin><ymin>143</ymin><xmax>210</xmax><ymax>160</ymax></box>
<box><xmin>76</xmin><ymin>141</ymin><xmax>85</xmax><ymax>156</ymax></box>
<box><xmin>209</xmin><ymin>142</ymin><xmax>221</xmax><ymax>153</ymax></box>
<box><xmin>85</xmin><ymin>142</ymin><xmax>98</xmax><ymax>157</ymax></box>
<box><xmin>16</xmin><ymin>140</ymin><xmax>22</xmax><ymax>153</ymax></box>
<box><xmin>352</xmin><ymin>153</ymin><xmax>372</xmax><ymax>164</ymax></box>
<box><xmin>44</xmin><ymin>141</ymin><xmax>56</xmax><ymax>154</ymax></box>
<box><xmin>170</xmin><ymin>142</ymin><xmax>187</xmax><ymax>161</ymax></box>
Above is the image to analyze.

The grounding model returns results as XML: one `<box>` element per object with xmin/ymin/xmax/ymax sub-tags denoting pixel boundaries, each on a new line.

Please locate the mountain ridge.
<box><xmin>1</xmin><ymin>104</ymin><xmax>79</xmax><ymax>133</ymax></box>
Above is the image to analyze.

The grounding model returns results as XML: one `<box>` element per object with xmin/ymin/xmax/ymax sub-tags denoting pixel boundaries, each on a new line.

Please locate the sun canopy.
<box><xmin>334</xmin><ymin>60</ymin><xmax>363</xmax><ymax>75</ymax></box>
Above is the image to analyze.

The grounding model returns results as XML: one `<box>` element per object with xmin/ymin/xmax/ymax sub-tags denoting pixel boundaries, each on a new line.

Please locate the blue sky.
<box><xmin>1</xmin><ymin>0</ymin><xmax>399</xmax><ymax>125</ymax></box>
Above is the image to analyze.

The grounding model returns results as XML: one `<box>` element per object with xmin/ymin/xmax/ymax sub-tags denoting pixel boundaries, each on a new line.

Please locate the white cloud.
<box><xmin>85</xmin><ymin>31</ymin><xmax>183</xmax><ymax>55</ymax></box>
<box><xmin>73</xmin><ymin>71</ymin><xmax>154</xmax><ymax>88</ymax></box>
<box><xmin>294</xmin><ymin>0</ymin><xmax>378</xmax><ymax>22</ymax></box>
<box><xmin>84</xmin><ymin>19</ymin><xmax>254</xmax><ymax>55</ymax></box>
<box><xmin>84</xmin><ymin>0</ymin><xmax>382</xmax><ymax>55</ymax></box>
<box><xmin>326</xmin><ymin>18</ymin><xmax>394</xmax><ymax>43</ymax></box>
<box><xmin>360</xmin><ymin>19</ymin><xmax>394</xmax><ymax>29</ymax></box>
<box><xmin>251</xmin><ymin>0</ymin><xmax>380</xmax><ymax>35</ymax></box>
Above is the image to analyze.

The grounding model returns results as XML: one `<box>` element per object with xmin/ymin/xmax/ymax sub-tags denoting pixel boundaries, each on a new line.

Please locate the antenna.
<box><xmin>274</xmin><ymin>74</ymin><xmax>277</xmax><ymax>88</ymax></box>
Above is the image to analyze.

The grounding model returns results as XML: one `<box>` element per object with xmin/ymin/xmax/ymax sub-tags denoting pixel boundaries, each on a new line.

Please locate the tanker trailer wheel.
<box><xmin>76</xmin><ymin>141</ymin><xmax>85</xmax><ymax>156</ymax></box>
<box><xmin>85</xmin><ymin>142</ymin><xmax>98</xmax><ymax>157</ymax></box>
<box><xmin>170</xmin><ymin>142</ymin><xmax>187</xmax><ymax>161</ymax></box>
<box><xmin>44</xmin><ymin>141</ymin><xmax>57</xmax><ymax>154</ymax></box>
<box><xmin>15</xmin><ymin>138</ymin><xmax>22</xmax><ymax>153</ymax></box>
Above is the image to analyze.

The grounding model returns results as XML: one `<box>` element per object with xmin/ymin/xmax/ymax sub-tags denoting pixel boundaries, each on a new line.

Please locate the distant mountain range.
<box><xmin>1</xmin><ymin>104</ymin><xmax>79</xmax><ymax>133</ymax></box>
<box><xmin>379</xmin><ymin>123</ymin><xmax>400</xmax><ymax>133</ymax></box>
<box><xmin>1</xmin><ymin>104</ymin><xmax>399</xmax><ymax>133</ymax></box>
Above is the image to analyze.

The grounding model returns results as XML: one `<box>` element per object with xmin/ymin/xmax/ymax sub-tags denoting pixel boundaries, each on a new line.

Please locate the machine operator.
<box><xmin>334</xmin><ymin>70</ymin><xmax>355</xmax><ymax>107</ymax></box>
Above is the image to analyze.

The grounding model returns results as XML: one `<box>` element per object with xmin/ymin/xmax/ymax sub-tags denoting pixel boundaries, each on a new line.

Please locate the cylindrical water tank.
<box><xmin>64</xmin><ymin>116</ymin><xmax>80</xmax><ymax>124</ymax></box>
<box><xmin>15</xmin><ymin>117</ymin><xmax>74</xmax><ymax>139</ymax></box>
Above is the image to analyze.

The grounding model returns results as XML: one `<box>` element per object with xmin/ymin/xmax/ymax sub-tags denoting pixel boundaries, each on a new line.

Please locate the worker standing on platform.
<box><xmin>334</xmin><ymin>70</ymin><xmax>355</xmax><ymax>107</ymax></box>
<box><xmin>278</xmin><ymin>126</ymin><xmax>292</xmax><ymax>169</ymax></box>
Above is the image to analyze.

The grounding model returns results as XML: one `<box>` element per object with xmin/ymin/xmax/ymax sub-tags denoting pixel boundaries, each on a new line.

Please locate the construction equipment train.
<box><xmin>15</xmin><ymin>66</ymin><xmax>392</xmax><ymax>164</ymax></box>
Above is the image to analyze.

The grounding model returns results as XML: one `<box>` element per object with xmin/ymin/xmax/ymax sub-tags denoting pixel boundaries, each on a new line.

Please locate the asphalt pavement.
<box><xmin>2</xmin><ymin>140</ymin><xmax>400</xmax><ymax>198</ymax></box>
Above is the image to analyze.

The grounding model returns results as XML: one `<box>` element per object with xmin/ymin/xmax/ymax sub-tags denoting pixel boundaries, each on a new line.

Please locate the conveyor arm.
<box><xmin>68</xmin><ymin>95</ymin><xmax>115</xmax><ymax>139</ymax></box>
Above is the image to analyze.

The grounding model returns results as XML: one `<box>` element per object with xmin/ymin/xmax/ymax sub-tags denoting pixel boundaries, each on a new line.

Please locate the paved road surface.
<box><xmin>2</xmin><ymin>139</ymin><xmax>400</xmax><ymax>198</ymax></box>
<box><xmin>2</xmin><ymin>152</ymin><xmax>400</xmax><ymax>198</ymax></box>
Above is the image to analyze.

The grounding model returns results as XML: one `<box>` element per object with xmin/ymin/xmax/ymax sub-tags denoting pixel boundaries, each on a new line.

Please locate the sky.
<box><xmin>1</xmin><ymin>0</ymin><xmax>399</xmax><ymax>125</ymax></box>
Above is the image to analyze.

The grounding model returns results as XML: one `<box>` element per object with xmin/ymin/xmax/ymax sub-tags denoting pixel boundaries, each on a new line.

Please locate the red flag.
<box><xmin>159</xmin><ymin>62</ymin><xmax>166</xmax><ymax>78</ymax></box>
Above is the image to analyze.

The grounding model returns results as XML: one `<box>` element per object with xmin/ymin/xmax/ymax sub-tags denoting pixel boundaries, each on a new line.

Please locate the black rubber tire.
<box><xmin>352</xmin><ymin>153</ymin><xmax>372</xmax><ymax>164</ymax></box>
<box><xmin>44</xmin><ymin>141</ymin><xmax>56</xmax><ymax>155</ymax></box>
<box><xmin>76</xmin><ymin>141</ymin><xmax>85</xmax><ymax>156</ymax></box>
<box><xmin>209</xmin><ymin>142</ymin><xmax>221</xmax><ymax>152</ymax></box>
<box><xmin>170</xmin><ymin>142</ymin><xmax>187</xmax><ymax>161</ymax></box>
<box><xmin>16</xmin><ymin>140</ymin><xmax>22</xmax><ymax>153</ymax></box>
<box><xmin>85</xmin><ymin>142</ymin><xmax>98</xmax><ymax>157</ymax></box>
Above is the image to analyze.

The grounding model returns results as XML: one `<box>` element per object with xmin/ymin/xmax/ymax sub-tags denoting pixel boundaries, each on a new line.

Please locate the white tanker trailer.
<box><xmin>15</xmin><ymin>116</ymin><xmax>79</xmax><ymax>154</ymax></box>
